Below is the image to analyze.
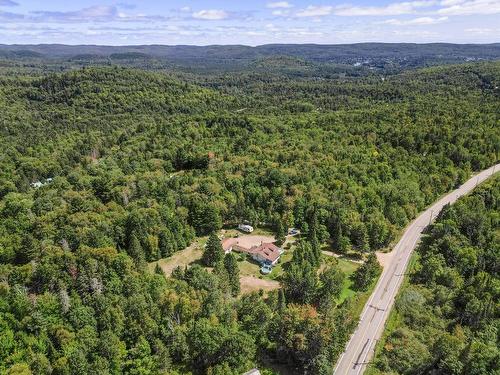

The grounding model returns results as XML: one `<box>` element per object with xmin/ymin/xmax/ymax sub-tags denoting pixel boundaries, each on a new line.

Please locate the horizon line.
<box><xmin>1</xmin><ymin>42</ymin><xmax>500</xmax><ymax>48</ymax></box>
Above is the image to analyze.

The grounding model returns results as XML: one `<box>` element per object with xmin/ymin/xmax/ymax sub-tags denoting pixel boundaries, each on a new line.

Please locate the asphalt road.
<box><xmin>333</xmin><ymin>163</ymin><xmax>500</xmax><ymax>375</ymax></box>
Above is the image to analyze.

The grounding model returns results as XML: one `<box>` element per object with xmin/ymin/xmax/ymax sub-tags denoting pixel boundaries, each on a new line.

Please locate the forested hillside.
<box><xmin>369</xmin><ymin>176</ymin><xmax>499</xmax><ymax>375</ymax></box>
<box><xmin>0</xmin><ymin>61</ymin><xmax>498</xmax><ymax>374</ymax></box>
<box><xmin>1</xmin><ymin>43</ymin><xmax>500</xmax><ymax>73</ymax></box>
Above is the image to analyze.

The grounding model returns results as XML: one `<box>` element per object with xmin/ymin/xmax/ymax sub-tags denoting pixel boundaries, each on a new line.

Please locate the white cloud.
<box><xmin>179</xmin><ymin>6</ymin><xmax>191</xmax><ymax>12</ymax></box>
<box><xmin>265</xmin><ymin>23</ymin><xmax>280</xmax><ymax>32</ymax></box>
<box><xmin>440</xmin><ymin>0</ymin><xmax>465</xmax><ymax>5</ymax></box>
<box><xmin>382</xmin><ymin>16</ymin><xmax>448</xmax><ymax>24</ymax></box>
<box><xmin>464</xmin><ymin>27</ymin><xmax>499</xmax><ymax>34</ymax></box>
<box><xmin>334</xmin><ymin>1</ymin><xmax>436</xmax><ymax>16</ymax></box>
<box><xmin>272</xmin><ymin>9</ymin><xmax>292</xmax><ymax>16</ymax></box>
<box><xmin>465</xmin><ymin>27</ymin><xmax>490</xmax><ymax>33</ymax></box>
<box><xmin>30</xmin><ymin>5</ymin><xmax>119</xmax><ymax>22</ymax></box>
<box><xmin>245</xmin><ymin>30</ymin><xmax>266</xmax><ymax>36</ymax></box>
<box><xmin>266</xmin><ymin>1</ymin><xmax>293</xmax><ymax>8</ymax></box>
<box><xmin>192</xmin><ymin>9</ymin><xmax>228</xmax><ymax>20</ymax></box>
<box><xmin>390</xmin><ymin>29</ymin><xmax>439</xmax><ymax>37</ymax></box>
<box><xmin>296</xmin><ymin>5</ymin><xmax>333</xmax><ymax>17</ymax></box>
<box><xmin>438</xmin><ymin>0</ymin><xmax>500</xmax><ymax>15</ymax></box>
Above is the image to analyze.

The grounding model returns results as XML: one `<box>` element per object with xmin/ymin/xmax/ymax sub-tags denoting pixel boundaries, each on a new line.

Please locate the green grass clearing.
<box><xmin>336</xmin><ymin>257</ymin><xmax>362</xmax><ymax>303</ymax></box>
<box><xmin>236</xmin><ymin>248</ymin><xmax>293</xmax><ymax>281</ymax></box>
<box><xmin>148</xmin><ymin>236</ymin><xmax>208</xmax><ymax>275</ymax></box>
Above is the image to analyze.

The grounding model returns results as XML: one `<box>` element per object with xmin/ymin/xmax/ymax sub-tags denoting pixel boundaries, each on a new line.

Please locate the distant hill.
<box><xmin>0</xmin><ymin>43</ymin><xmax>499</xmax><ymax>73</ymax></box>
<box><xmin>1</xmin><ymin>42</ymin><xmax>499</xmax><ymax>60</ymax></box>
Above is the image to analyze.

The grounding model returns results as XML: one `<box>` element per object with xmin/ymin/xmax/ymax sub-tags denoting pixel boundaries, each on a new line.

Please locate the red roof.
<box><xmin>222</xmin><ymin>238</ymin><xmax>238</xmax><ymax>251</ymax></box>
<box><xmin>222</xmin><ymin>238</ymin><xmax>282</xmax><ymax>263</ymax></box>
<box><xmin>251</xmin><ymin>243</ymin><xmax>281</xmax><ymax>263</ymax></box>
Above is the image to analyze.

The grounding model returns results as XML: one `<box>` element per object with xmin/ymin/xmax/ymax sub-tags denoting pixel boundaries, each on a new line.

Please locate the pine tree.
<box><xmin>213</xmin><ymin>260</ymin><xmax>230</xmax><ymax>295</ymax></box>
<box><xmin>278</xmin><ymin>289</ymin><xmax>286</xmax><ymax>312</ymax></box>
<box><xmin>128</xmin><ymin>232</ymin><xmax>145</xmax><ymax>265</ymax></box>
<box><xmin>158</xmin><ymin>230</ymin><xmax>172</xmax><ymax>258</ymax></box>
<box><xmin>144</xmin><ymin>235</ymin><xmax>156</xmax><ymax>262</ymax></box>
<box><xmin>224</xmin><ymin>253</ymin><xmax>240</xmax><ymax>296</ymax></box>
<box><xmin>275</xmin><ymin>218</ymin><xmax>287</xmax><ymax>247</ymax></box>
<box><xmin>202</xmin><ymin>232</ymin><xmax>224</xmax><ymax>267</ymax></box>
<box><xmin>292</xmin><ymin>241</ymin><xmax>304</xmax><ymax>264</ymax></box>
<box><xmin>171</xmin><ymin>266</ymin><xmax>185</xmax><ymax>280</ymax></box>
<box><xmin>154</xmin><ymin>263</ymin><xmax>163</xmax><ymax>275</ymax></box>
<box><xmin>308</xmin><ymin>205</ymin><xmax>319</xmax><ymax>242</ymax></box>
<box><xmin>309</xmin><ymin>232</ymin><xmax>322</xmax><ymax>268</ymax></box>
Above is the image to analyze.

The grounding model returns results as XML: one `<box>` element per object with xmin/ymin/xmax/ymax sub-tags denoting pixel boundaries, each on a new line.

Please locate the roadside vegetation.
<box><xmin>368</xmin><ymin>176</ymin><xmax>499</xmax><ymax>375</ymax></box>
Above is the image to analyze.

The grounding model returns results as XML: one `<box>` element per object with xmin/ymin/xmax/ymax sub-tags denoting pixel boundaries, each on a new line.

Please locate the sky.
<box><xmin>0</xmin><ymin>0</ymin><xmax>499</xmax><ymax>45</ymax></box>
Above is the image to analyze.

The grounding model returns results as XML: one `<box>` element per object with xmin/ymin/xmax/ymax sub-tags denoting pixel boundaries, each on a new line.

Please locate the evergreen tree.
<box><xmin>171</xmin><ymin>266</ymin><xmax>185</xmax><ymax>280</ymax></box>
<box><xmin>154</xmin><ymin>263</ymin><xmax>163</xmax><ymax>275</ymax></box>
<box><xmin>224</xmin><ymin>253</ymin><xmax>240</xmax><ymax>296</ymax></box>
<box><xmin>309</xmin><ymin>234</ymin><xmax>322</xmax><ymax>268</ymax></box>
<box><xmin>213</xmin><ymin>260</ymin><xmax>231</xmax><ymax>295</ymax></box>
<box><xmin>277</xmin><ymin>289</ymin><xmax>286</xmax><ymax>312</ymax></box>
<box><xmin>202</xmin><ymin>233</ymin><xmax>224</xmax><ymax>267</ymax></box>
<box><xmin>294</xmin><ymin>198</ymin><xmax>307</xmax><ymax>230</ymax></box>
<box><xmin>144</xmin><ymin>235</ymin><xmax>156</xmax><ymax>262</ymax></box>
<box><xmin>308</xmin><ymin>205</ymin><xmax>319</xmax><ymax>241</ymax></box>
<box><xmin>128</xmin><ymin>232</ymin><xmax>145</xmax><ymax>265</ymax></box>
<box><xmin>158</xmin><ymin>230</ymin><xmax>173</xmax><ymax>258</ymax></box>
<box><xmin>275</xmin><ymin>218</ymin><xmax>287</xmax><ymax>247</ymax></box>
<box><xmin>330</xmin><ymin>210</ymin><xmax>351</xmax><ymax>254</ymax></box>
<box><xmin>307</xmin><ymin>206</ymin><xmax>323</xmax><ymax>265</ymax></box>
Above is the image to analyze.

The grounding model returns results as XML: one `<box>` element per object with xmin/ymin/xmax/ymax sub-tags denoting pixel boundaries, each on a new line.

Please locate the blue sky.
<box><xmin>0</xmin><ymin>0</ymin><xmax>499</xmax><ymax>45</ymax></box>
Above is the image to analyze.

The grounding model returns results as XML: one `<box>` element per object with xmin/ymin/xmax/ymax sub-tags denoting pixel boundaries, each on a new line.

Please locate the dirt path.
<box><xmin>231</xmin><ymin>234</ymin><xmax>275</xmax><ymax>249</ymax></box>
<box><xmin>375</xmin><ymin>250</ymin><xmax>395</xmax><ymax>269</ymax></box>
<box><xmin>322</xmin><ymin>249</ymin><xmax>394</xmax><ymax>268</ymax></box>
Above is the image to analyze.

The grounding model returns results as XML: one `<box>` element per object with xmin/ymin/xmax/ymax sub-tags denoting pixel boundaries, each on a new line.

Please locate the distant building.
<box><xmin>238</xmin><ymin>224</ymin><xmax>254</xmax><ymax>233</ymax></box>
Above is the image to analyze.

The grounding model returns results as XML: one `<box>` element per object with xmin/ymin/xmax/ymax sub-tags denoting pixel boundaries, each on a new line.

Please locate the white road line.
<box><xmin>333</xmin><ymin>163</ymin><xmax>500</xmax><ymax>375</ymax></box>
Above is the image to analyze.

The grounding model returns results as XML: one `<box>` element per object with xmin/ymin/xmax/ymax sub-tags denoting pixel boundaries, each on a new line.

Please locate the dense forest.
<box><xmin>1</xmin><ymin>43</ymin><xmax>500</xmax><ymax>74</ymax></box>
<box><xmin>0</xmin><ymin>57</ymin><xmax>498</xmax><ymax>374</ymax></box>
<box><xmin>370</xmin><ymin>176</ymin><xmax>499</xmax><ymax>375</ymax></box>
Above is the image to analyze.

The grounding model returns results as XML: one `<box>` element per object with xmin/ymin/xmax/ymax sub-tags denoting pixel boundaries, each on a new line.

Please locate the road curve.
<box><xmin>333</xmin><ymin>163</ymin><xmax>500</xmax><ymax>375</ymax></box>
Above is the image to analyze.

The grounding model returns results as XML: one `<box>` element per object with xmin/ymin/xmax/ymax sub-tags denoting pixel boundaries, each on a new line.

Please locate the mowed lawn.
<box><xmin>237</xmin><ymin>249</ymin><xmax>293</xmax><ymax>280</ymax></box>
<box><xmin>149</xmin><ymin>229</ymin><xmax>283</xmax><ymax>294</ymax></box>
<box><xmin>149</xmin><ymin>230</ymin><xmax>361</xmax><ymax>300</ymax></box>
<box><xmin>148</xmin><ymin>236</ymin><xmax>207</xmax><ymax>275</ymax></box>
<box><xmin>337</xmin><ymin>257</ymin><xmax>361</xmax><ymax>303</ymax></box>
